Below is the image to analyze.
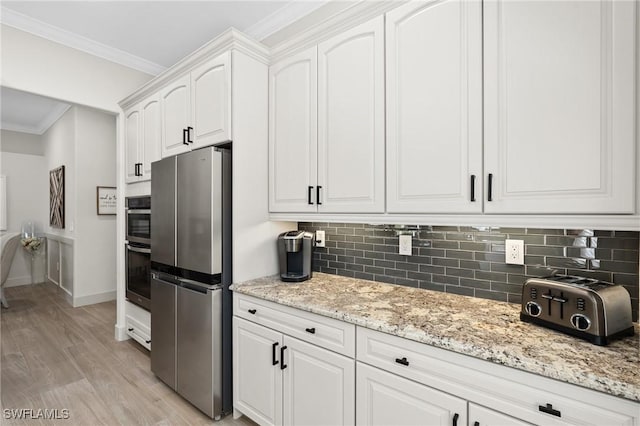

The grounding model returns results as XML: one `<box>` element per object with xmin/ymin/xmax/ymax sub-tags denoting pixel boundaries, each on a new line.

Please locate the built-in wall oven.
<box><xmin>126</xmin><ymin>196</ymin><xmax>151</xmax><ymax>310</ymax></box>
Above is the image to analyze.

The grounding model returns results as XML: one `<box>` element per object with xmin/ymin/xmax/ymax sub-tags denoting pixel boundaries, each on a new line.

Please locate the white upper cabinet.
<box><xmin>191</xmin><ymin>52</ymin><xmax>232</xmax><ymax>149</ymax></box>
<box><xmin>161</xmin><ymin>74</ymin><xmax>191</xmax><ymax>158</ymax></box>
<box><xmin>317</xmin><ymin>16</ymin><xmax>385</xmax><ymax>213</ymax></box>
<box><xmin>125</xmin><ymin>107</ymin><xmax>141</xmax><ymax>183</ymax></box>
<box><xmin>141</xmin><ymin>95</ymin><xmax>161</xmax><ymax>179</ymax></box>
<box><xmin>386</xmin><ymin>0</ymin><xmax>483</xmax><ymax>213</ymax></box>
<box><xmin>269</xmin><ymin>47</ymin><xmax>318</xmax><ymax>213</ymax></box>
<box><xmin>483</xmin><ymin>0</ymin><xmax>636</xmax><ymax>214</ymax></box>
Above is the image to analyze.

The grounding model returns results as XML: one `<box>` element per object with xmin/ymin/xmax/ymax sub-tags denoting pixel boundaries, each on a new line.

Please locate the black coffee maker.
<box><xmin>278</xmin><ymin>231</ymin><xmax>315</xmax><ymax>282</ymax></box>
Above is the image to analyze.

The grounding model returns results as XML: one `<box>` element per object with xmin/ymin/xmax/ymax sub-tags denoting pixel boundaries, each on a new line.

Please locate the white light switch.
<box><xmin>399</xmin><ymin>235</ymin><xmax>412</xmax><ymax>256</ymax></box>
<box><xmin>315</xmin><ymin>230</ymin><xmax>325</xmax><ymax>248</ymax></box>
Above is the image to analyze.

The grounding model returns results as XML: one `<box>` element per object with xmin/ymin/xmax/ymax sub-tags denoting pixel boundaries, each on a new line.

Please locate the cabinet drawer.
<box><xmin>234</xmin><ymin>293</ymin><xmax>355</xmax><ymax>357</ymax></box>
<box><xmin>357</xmin><ymin>327</ymin><xmax>636</xmax><ymax>426</ymax></box>
<box><xmin>125</xmin><ymin>315</ymin><xmax>151</xmax><ymax>351</ymax></box>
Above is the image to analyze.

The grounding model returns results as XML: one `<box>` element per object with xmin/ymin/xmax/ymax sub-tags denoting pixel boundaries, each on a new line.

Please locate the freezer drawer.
<box><xmin>150</xmin><ymin>274</ymin><xmax>177</xmax><ymax>389</ymax></box>
<box><xmin>177</xmin><ymin>284</ymin><xmax>222</xmax><ymax>419</ymax></box>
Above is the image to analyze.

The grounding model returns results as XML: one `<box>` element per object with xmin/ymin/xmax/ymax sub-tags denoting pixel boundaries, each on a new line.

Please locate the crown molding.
<box><xmin>1</xmin><ymin>103</ymin><xmax>71</xmax><ymax>135</ymax></box>
<box><xmin>118</xmin><ymin>28</ymin><xmax>270</xmax><ymax>110</ymax></box>
<box><xmin>244</xmin><ymin>0</ymin><xmax>330</xmax><ymax>41</ymax></box>
<box><xmin>270</xmin><ymin>0</ymin><xmax>407</xmax><ymax>63</ymax></box>
<box><xmin>0</xmin><ymin>6</ymin><xmax>165</xmax><ymax>76</ymax></box>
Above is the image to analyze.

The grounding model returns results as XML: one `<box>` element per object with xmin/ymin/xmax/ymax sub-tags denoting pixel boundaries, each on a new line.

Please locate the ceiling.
<box><xmin>0</xmin><ymin>1</ymin><xmax>328</xmax><ymax>136</ymax></box>
<box><xmin>1</xmin><ymin>87</ymin><xmax>70</xmax><ymax>135</ymax></box>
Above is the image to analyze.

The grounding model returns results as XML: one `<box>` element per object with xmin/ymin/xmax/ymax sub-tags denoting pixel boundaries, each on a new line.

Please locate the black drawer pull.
<box><xmin>395</xmin><ymin>357</ymin><xmax>409</xmax><ymax>366</ymax></box>
<box><xmin>128</xmin><ymin>328</ymin><xmax>134</xmax><ymax>332</ymax></box>
<box><xmin>487</xmin><ymin>173</ymin><xmax>493</xmax><ymax>201</ymax></box>
<box><xmin>470</xmin><ymin>174</ymin><xmax>476</xmax><ymax>202</ymax></box>
<box><xmin>145</xmin><ymin>339</ymin><xmax>151</xmax><ymax>344</ymax></box>
<box><xmin>248</xmin><ymin>309</ymin><xmax>257</xmax><ymax>315</ymax></box>
<box><xmin>308</xmin><ymin>186</ymin><xmax>314</xmax><ymax>205</ymax></box>
<box><xmin>453</xmin><ymin>413</ymin><xmax>459</xmax><ymax>426</ymax></box>
<box><xmin>305</xmin><ymin>327</ymin><xmax>316</xmax><ymax>334</ymax></box>
<box><xmin>280</xmin><ymin>346</ymin><xmax>288</xmax><ymax>370</ymax></box>
<box><xmin>539</xmin><ymin>403</ymin><xmax>561</xmax><ymax>417</ymax></box>
<box><xmin>272</xmin><ymin>342</ymin><xmax>279</xmax><ymax>366</ymax></box>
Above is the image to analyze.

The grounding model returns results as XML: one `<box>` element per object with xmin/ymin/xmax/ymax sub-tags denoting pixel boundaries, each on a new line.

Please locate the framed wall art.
<box><xmin>49</xmin><ymin>165</ymin><xmax>65</xmax><ymax>228</ymax></box>
<box><xmin>97</xmin><ymin>186</ymin><xmax>117</xmax><ymax>215</ymax></box>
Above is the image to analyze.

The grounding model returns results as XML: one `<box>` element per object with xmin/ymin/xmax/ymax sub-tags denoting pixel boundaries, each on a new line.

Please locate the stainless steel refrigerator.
<box><xmin>150</xmin><ymin>146</ymin><xmax>232</xmax><ymax>419</ymax></box>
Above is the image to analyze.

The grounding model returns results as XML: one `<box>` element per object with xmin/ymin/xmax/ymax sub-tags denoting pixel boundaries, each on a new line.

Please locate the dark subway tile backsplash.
<box><xmin>299</xmin><ymin>223</ymin><xmax>640</xmax><ymax>322</ymax></box>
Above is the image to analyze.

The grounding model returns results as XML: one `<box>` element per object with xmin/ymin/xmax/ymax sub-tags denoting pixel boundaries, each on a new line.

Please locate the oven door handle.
<box><xmin>126</xmin><ymin>209</ymin><xmax>151</xmax><ymax>215</ymax></box>
<box><xmin>126</xmin><ymin>244</ymin><xmax>151</xmax><ymax>254</ymax></box>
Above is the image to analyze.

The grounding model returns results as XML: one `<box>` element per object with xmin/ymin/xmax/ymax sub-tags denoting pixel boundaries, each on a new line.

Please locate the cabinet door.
<box><xmin>161</xmin><ymin>74</ymin><xmax>191</xmax><ymax>158</ymax></box>
<box><xmin>269</xmin><ymin>47</ymin><xmax>318</xmax><ymax>213</ymax></box>
<box><xmin>469</xmin><ymin>403</ymin><xmax>533</xmax><ymax>426</ymax></box>
<box><xmin>124</xmin><ymin>107</ymin><xmax>140</xmax><ymax>183</ymax></box>
<box><xmin>317</xmin><ymin>16</ymin><xmax>385</xmax><ymax>213</ymax></box>
<box><xmin>484</xmin><ymin>0</ymin><xmax>636</xmax><ymax>213</ymax></box>
<box><xmin>233</xmin><ymin>318</ymin><xmax>283</xmax><ymax>426</ymax></box>
<box><xmin>356</xmin><ymin>362</ymin><xmax>467</xmax><ymax>426</ymax></box>
<box><xmin>386</xmin><ymin>0</ymin><xmax>483</xmax><ymax>213</ymax></box>
<box><xmin>140</xmin><ymin>95</ymin><xmax>160</xmax><ymax>180</ymax></box>
<box><xmin>191</xmin><ymin>51</ymin><xmax>232</xmax><ymax>149</ymax></box>
<box><xmin>283</xmin><ymin>336</ymin><xmax>355</xmax><ymax>426</ymax></box>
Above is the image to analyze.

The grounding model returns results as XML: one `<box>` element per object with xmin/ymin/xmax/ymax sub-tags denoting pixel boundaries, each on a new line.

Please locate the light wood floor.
<box><xmin>1</xmin><ymin>282</ymin><xmax>256</xmax><ymax>425</ymax></box>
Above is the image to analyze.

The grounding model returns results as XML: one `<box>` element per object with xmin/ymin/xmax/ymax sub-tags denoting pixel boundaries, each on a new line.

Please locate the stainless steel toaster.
<box><xmin>520</xmin><ymin>274</ymin><xmax>634</xmax><ymax>345</ymax></box>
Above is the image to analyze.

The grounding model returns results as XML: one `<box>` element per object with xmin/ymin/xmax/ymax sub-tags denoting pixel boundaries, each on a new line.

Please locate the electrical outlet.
<box><xmin>399</xmin><ymin>235</ymin><xmax>412</xmax><ymax>256</ymax></box>
<box><xmin>315</xmin><ymin>230</ymin><xmax>325</xmax><ymax>248</ymax></box>
<box><xmin>505</xmin><ymin>239</ymin><xmax>524</xmax><ymax>265</ymax></box>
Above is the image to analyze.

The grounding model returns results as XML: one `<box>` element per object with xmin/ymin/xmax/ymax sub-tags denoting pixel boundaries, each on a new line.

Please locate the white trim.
<box><xmin>44</xmin><ymin>233</ymin><xmax>74</xmax><ymax>245</ymax></box>
<box><xmin>269</xmin><ymin>0</ymin><xmax>407</xmax><ymax>63</ymax></box>
<box><xmin>269</xmin><ymin>213</ymin><xmax>640</xmax><ymax>231</ymax></box>
<box><xmin>114</xmin><ymin>324</ymin><xmax>130</xmax><ymax>342</ymax></box>
<box><xmin>1</xmin><ymin>103</ymin><xmax>71</xmax><ymax>135</ymax></box>
<box><xmin>72</xmin><ymin>290</ymin><xmax>116</xmax><ymax>307</ymax></box>
<box><xmin>244</xmin><ymin>0</ymin><xmax>330</xmax><ymax>41</ymax></box>
<box><xmin>0</xmin><ymin>6</ymin><xmax>165</xmax><ymax>76</ymax></box>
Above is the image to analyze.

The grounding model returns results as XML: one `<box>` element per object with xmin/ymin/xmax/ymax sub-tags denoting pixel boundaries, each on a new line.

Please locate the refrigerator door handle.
<box><xmin>177</xmin><ymin>278</ymin><xmax>221</xmax><ymax>292</ymax></box>
<box><xmin>126</xmin><ymin>244</ymin><xmax>151</xmax><ymax>254</ymax></box>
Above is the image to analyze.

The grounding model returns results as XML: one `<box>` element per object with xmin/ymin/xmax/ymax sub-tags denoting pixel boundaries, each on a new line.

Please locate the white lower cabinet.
<box><xmin>468</xmin><ymin>403</ymin><xmax>533</xmax><ymax>426</ymax></box>
<box><xmin>233</xmin><ymin>296</ymin><xmax>355</xmax><ymax>426</ymax></box>
<box><xmin>356</xmin><ymin>362</ymin><xmax>466</xmax><ymax>426</ymax></box>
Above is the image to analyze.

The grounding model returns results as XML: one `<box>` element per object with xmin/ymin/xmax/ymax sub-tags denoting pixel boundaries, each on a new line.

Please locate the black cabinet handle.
<box><xmin>308</xmin><ymin>186</ymin><xmax>314</xmax><ymax>205</ymax></box>
<box><xmin>474</xmin><ymin>422</ymin><xmax>479</xmax><ymax>426</ymax></box>
<box><xmin>487</xmin><ymin>173</ymin><xmax>493</xmax><ymax>201</ymax></box>
<box><xmin>470</xmin><ymin>174</ymin><xmax>476</xmax><ymax>202</ymax></box>
<box><xmin>138</xmin><ymin>163</ymin><xmax>143</xmax><ymax>176</ymax></box>
<box><xmin>317</xmin><ymin>186</ymin><xmax>322</xmax><ymax>205</ymax></box>
<box><xmin>395</xmin><ymin>357</ymin><xmax>409</xmax><ymax>366</ymax></box>
<box><xmin>453</xmin><ymin>413</ymin><xmax>459</xmax><ymax>426</ymax></box>
<box><xmin>280</xmin><ymin>345</ymin><xmax>288</xmax><ymax>370</ymax></box>
<box><xmin>182</xmin><ymin>128</ymin><xmax>189</xmax><ymax>145</ymax></box>
<box><xmin>145</xmin><ymin>339</ymin><xmax>151</xmax><ymax>344</ymax></box>
<box><xmin>272</xmin><ymin>342</ymin><xmax>279</xmax><ymax>366</ymax></box>
<box><xmin>134</xmin><ymin>164</ymin><xmax>138</xmax><ymax>176</ymax></box>
<box><xmin>187</xmin><ymin>126</ymin><xmax>193</xmax><ymax>143</ymax></box>
<box><xmin>128</xmin><ymin>328</ymin><xmax>134</xmax><ymax>332</ymax></box>
<box><xmin>305</xmin><ymin>327</ymin><xmax>316</xmax><ymax>334</ymax></box>
<box><xmin>539</xmin><ymin>403</ymin><xmax>561</xmax><ymax>417</ymax></box>
<box><xmin>248</xmin><ymin>309</ymin><xmax>257</xmax><ymax>315</ymax></box>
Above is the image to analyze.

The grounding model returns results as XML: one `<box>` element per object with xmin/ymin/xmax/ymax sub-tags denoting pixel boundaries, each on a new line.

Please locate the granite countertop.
<box><xmin>232</xmin><ymin>273</ymin><xmax>640</xmax><ymax>402</ymax></box>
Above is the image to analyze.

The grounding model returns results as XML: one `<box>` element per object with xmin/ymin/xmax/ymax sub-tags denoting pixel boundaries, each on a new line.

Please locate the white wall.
<box><xmin>0</xmin><ymin>129</ymin><xmax>45</xmax><ymax>156</ymax></box>
<box><xmin>74</xmin><ymin>106</ymin><xmax>116</xmax><ymax>302</ymax></box>
<box><xmin>0</xmin><ymin>146</ymin><xmax>48</xmax><ymax>286</ymax></box>
<box><xmin>0</xmin><ymin>25</ymin><xmax>153</xmax><ymax>113</ymax></box>
<box><xmin>43</xmin><ymin>106</ymin><xmax>76</xmax><ymax>238</ymax></box>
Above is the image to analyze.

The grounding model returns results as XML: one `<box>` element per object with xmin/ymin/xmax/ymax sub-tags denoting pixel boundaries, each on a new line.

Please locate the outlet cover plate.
<box><xmin>399</xmin><ymin>235</ymin><xmax>412</xmax><ymax>256</ymax></box>
<box><xmin>315</xmin><ymin>230</ymin><xmax>325</xmax><ymax>248</ymax></box>
<box><xmin>505</xmin><ymin>239</ymin><xmax>524</xmax><ymax>265</ymax></box>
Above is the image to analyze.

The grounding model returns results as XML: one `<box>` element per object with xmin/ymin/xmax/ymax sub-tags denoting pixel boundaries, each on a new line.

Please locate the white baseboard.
<box><xmin>4</xmin><ymin>275</ymin><xmax>33</xmax><ymax>287</ymax></box>
<box><xmin>114</xmin><ymin>324</ymin><xmax>130</xmax><ymax>341</ymax></box>
<box><xmin>72</xmin><ymin>290</ymin><xmax>116</xmax><ymax>307</ymax></box>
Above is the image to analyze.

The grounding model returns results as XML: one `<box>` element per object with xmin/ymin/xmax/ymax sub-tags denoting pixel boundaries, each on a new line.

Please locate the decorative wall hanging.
<box><xmin>96</xmin><ymin>186</ymin><xmax>117</xmax><ymax>215</ymax></box>
<box><xmin>49</xmin><ymin>165</ymin><xmax>65</xmax><ymax>228</ymax></box>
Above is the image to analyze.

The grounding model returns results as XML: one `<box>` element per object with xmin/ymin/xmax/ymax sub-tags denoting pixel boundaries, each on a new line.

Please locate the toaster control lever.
<box><xmin>570</xmin><ymin>314</ymin><xmax>591</xmax><ymax>331</ymax></box>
